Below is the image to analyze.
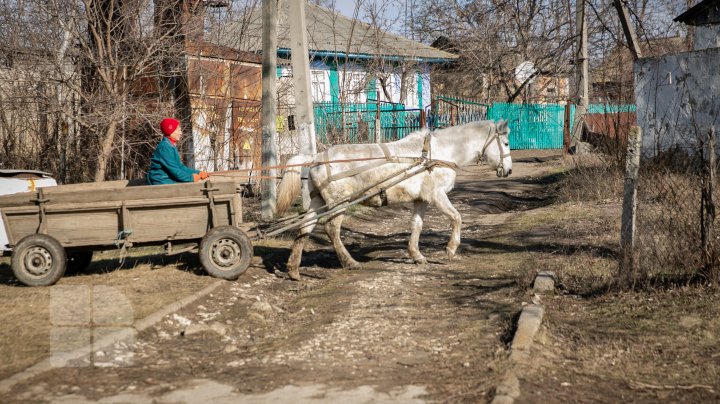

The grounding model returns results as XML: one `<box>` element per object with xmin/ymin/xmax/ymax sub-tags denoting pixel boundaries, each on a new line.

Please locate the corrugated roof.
<box><xmin>211</xmin><ymin>2</ymin><xmax>457</xmax><ymax>62</ymax></box>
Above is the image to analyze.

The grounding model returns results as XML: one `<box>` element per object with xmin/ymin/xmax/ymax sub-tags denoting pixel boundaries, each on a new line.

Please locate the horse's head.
<box><xmin>480</xmin><ymin>119</ymin><xmax>512</xmax><ymax>177</ymax></box>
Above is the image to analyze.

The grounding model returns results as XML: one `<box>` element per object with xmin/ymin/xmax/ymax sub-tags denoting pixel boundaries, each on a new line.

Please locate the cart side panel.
<box><xmin>120</xmin><ymin>200</ymin><xmax>233</xmax><ymax>244</ymax></box>
<box><xmin>4</xmin><ymin>210</ymin><xmax>120</xmax><ymax>247</ymax></box>
<box><xmin>128</xmin><ymin>205</ymin><xmax>209</xmax><ymax>243</ymax></box>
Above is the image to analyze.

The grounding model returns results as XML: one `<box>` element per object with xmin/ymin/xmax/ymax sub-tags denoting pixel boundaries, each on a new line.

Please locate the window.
<box><xmin>339</xmin><ymin>71</ymin><xmax>367</xmax><ymax>103</ymax></box>
<box><xmin>311</xmin><ymin>70</ymin><xmax>327</xmax><ymax>102</ymax></box>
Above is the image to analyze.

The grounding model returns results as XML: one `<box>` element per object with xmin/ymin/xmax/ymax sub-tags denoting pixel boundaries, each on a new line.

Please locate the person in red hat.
<box><xmin>146</xmin><ymin>118</ymin><xmax>209</xmax><ymax>185</ymax></box>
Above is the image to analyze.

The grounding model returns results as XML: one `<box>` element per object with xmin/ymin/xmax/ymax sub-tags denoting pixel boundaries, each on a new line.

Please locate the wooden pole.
<box><xmin>570</xmin><ymin>0</ymin><xmax>589</xmax><ymax>148</ymax></box>
<box><xmin>701</xmin><ymin>128</ymin><xmax>716</xmax><ymax>286</ymax></box>
<box><xmin>621</xmin><ymin>126</ymin><xmax>642</xmax><ymax>284</ymax></box>
<box><xmin>563</xmin><ymin>103</ymin><xmax>571</xmax><ymax>154</ymax></box>
<box><xmin>288</xmin><ymin>0</ymin><xmax>317</xmax><ymax>208</ymax></box>
<box><xmin>613</xmin><ymin>0</ymin><xmax>643</xmax><ymax>60</ymax></box>
<box><xmin>261</xmin><ymin>0</ymin><xmax>279</xmax><ymax>220</ymax></box>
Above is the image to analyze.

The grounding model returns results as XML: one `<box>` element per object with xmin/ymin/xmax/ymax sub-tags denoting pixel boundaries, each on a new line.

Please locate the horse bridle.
<box><xmin>480</xmin><ymin>126</ymin><xmax>509</xmax><ymax>171</ymax></box>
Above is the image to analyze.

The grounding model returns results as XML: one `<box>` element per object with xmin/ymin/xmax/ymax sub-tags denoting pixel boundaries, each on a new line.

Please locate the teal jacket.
<box><xmin>146</xmin><ymin>137</ymin><xmax>199</xmax><ymax>185</ymax></box>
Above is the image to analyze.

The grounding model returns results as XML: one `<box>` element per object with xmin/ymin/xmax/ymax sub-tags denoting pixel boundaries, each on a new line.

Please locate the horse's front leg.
<box><xmin>433</xmin><ymin>191</ymin><xmax>462</xmax><ymax>259</ymax></box>
<box><xmin>408</xmin><ymin>200</ymin><xmax>429</xmax><ymax>264</ymax></box>
<box><xmin>287</xmin><ymin>196</ymin><xmax>324</xmax><ymax>280</ymax></box>
<box><xmin>325</xmin><ymin>213</ymin><xmax>361</xmax><ymax>270</ymax></box>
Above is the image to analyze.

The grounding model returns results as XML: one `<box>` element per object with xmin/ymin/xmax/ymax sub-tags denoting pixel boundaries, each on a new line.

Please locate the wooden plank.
<box><xmin>0</xmin><ymin>179</ymin><xmax>243</xmax><ymax>208</ymax></box>
<box><xmin>6</xmin><ymin>210</ymin><xmax>120</xmax><ymax>246</ymax></box>
<box><xmin>1</xmin><ymin>195</ymin><xmax>237</xmax><ymax>215</ymax></box>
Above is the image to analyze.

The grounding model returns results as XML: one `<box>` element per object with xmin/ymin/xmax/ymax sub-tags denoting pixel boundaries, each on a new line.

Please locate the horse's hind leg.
<box><xmin>325</xmin><ymin>213</ymin><xmax>361</xmax><ymax>270</ymax></box>
<box><xmin>409</xmin><ymin>200</ymin><xmax>429</xmax><ymax>264</ymax></box>
<box><xmin>287</xmin><ymin>196</ymin><xmax>324</xmax><ymax>280</ymax></box>
<box><xmin>434</xmin><ymin>191</ymin><xmax>462</xmax><ymax>258</ymax></box>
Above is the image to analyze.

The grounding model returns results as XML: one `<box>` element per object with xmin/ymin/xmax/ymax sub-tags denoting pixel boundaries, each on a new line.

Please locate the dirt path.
<box><xmin>1</xmin><ymin>151</ymin><xmax>563</xmax><ymax>403</ymax></box>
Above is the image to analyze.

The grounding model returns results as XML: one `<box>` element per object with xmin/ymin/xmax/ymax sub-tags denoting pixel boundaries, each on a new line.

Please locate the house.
<box><xmin>209</xmin><ymin>2</ymin><xmax>456</xmax><ymax>149</ymax></box>
<box><xmin>184</xmin><ymin>42</ymin><xmax>262</xmax><ymax>172</ymax></box>
<box><xmin>676</xmin><ymin>0</ymin><xmax>720</xmax><ymax>49</ymax></box>
<box><xmin>429</xmin><ymin>36</ymin><xmax>569</xmax><ymax>104</ymax></box>
<box><xmin>634</xmin><ymin>0</ymin><xmax>720</xmax><ymax>157</ymax></box>
<box><xmin>214</xmin><ymin>3</ymin><xmax>456</xmax><ymax>107</ymax></box>
<box><xmin>150</xmin><ymin>0</ymin><xmax>264</xmax><ymax>173</ymax></box>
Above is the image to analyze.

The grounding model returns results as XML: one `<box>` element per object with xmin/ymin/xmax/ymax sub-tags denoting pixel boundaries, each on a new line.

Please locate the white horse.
<box><xmin>275</xmin><ymin>120</ymin><xmax>512</xmax><ymax>280</ymax></box>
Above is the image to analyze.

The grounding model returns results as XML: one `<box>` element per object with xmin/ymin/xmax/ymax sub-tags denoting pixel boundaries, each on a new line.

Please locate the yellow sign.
<box><xmin>243</xmin><ymin>140</ymin><xmax>251</xmax><ymax>150</ymax></box>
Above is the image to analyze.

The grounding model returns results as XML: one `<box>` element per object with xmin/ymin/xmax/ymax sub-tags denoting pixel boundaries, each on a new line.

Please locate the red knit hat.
<box><xmin>160</xmin><ymin>118</ymin><xmax>180</xmax><ymax>136</ymax></box>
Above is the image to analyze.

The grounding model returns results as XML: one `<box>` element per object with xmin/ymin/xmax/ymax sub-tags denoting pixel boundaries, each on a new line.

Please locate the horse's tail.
<box><xmin>275</xmin><ymin>154</ymin><xmax>314</xmax><ymax>216</ymax></box>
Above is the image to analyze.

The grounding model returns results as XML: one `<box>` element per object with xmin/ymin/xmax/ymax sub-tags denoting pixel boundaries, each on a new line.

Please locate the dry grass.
<box><xmin>504</xmin><ymin>154</ymin><xmax>720</xmax><ymax>400</ymax></box>
<box><xmin>551</xmin><ymin>151</ymin><xmax>720</xmax><ymax>288</ymax></box>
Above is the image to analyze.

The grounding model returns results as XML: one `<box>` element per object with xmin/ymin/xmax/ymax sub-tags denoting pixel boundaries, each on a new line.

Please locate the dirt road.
<box><xmin>0</xmin><ymin>151</ymin><xmax>563</xmax><ymax>403</ymax></box>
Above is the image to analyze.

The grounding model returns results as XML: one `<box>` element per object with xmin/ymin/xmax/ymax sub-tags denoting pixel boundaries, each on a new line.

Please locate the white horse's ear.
<box><xmin>497</xmin><ymin>119</ymin><xmax>508</xmax><ymax>133</ymax></box>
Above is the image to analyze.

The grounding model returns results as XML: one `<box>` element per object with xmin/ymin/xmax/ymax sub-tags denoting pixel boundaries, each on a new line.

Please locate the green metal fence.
<box><xmin>488</xmin><ymin>102</ymin><xmax>567</xmax><ymax>149</ymax></box>
<box><xmin>313</xmin><ymin>102</ymin><xmax>422</xmax><ymax>145</ymax></box>
<box><xmin>487</xmin><ymin>102</ymin><xmax>636</xmax><ymax>150</ymax></box>
<box><xmin>313</xmin><ymin>100</ymin><xmax>636</xmax><ymax>150</ymax></box>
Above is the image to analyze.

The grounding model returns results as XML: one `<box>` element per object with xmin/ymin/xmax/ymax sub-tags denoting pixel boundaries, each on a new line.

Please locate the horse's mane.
<box><xmin>391</xmin><ymin>128</ymin><xmax>430</xmax><ymax>145</ymax></box>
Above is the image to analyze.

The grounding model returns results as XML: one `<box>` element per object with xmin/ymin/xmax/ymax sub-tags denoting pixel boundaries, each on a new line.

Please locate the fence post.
<box><xmin>563</xmin><ymin>103</ymin><xmax>571</xmax><ymax>154</ymax></box>
<box><xmin>701</xmin><ymin>128</ymin><xmax>717</xmax><ymax>287</ymax></box>
<box><xmin>620</xmin><ymin>126</ymin><xmax>642</xmax><ymax>285</ymax></box>
<box><xmin>375</xmin><ymin>91</ymin><xmax>381</xmax><ymax>143</ymax></box>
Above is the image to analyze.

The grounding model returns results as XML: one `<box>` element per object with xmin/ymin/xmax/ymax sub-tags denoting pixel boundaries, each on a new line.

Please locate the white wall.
<box><xmin>634</xmin><ymin>47</ymin><xmax>720</xmax><ymax>157</ymax></box>
<box><xmin>694</xmin><ymin>25</ymin><xmax>720</xmax><ymax>51</ymax></box>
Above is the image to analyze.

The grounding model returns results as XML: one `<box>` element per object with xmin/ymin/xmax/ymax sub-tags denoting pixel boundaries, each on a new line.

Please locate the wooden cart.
<box><xmin>0</xmin><ymin>180</ymin><xmax>252</xmax><ymax>286</ymax></box>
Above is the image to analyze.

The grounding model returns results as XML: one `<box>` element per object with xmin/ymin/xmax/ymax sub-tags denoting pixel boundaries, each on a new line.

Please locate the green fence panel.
<box><xmin>487</xmin><ymin>102</ymin><xmax>636</xmax><ymax>150</ymax></box>
<box><xmin>313</xmin><ymin>102</ymin><xmax>421</xmax><ymax>145</ymax></box>
<box><xmin>488</xmin><ymin>102</ymin><xmax>566</xmax><ymax>149</ymax></box>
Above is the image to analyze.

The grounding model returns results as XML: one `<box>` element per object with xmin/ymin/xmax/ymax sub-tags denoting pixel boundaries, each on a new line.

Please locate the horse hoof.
<box><xmin>288</xmin><ymin>268</ymin><xmax>301</xmax><ymax>281</ymax></box>
<box><xmin>446</xmin><ymin>248</ymin><xmax>457</xmax><ymax>260</ymax></box>
<box><xmin>413</xmin><ymin>257</ymin><xmax>428</xmax><ymax>265</ymax></box>
<box><xmin>343</xmin><ymin>261</ymin><xmax>362</xmax><ymax>270</ymax></box>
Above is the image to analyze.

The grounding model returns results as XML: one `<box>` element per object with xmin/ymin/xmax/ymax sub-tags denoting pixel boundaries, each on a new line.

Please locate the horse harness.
<box><xmin>313</xmin><ymin>126</ymin><xmax>504</xmax><ymax>202</ymax></box>
<box><xmin>315</xmin><ymin>132</ymin><xmax>444</xmax><ymax>190</ymax></box>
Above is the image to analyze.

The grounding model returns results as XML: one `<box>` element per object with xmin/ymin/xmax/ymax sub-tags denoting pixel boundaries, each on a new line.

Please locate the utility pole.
<box><xmin>288</xmin><ymin>0</ymin><xmax>317</xmax><ymax>208</ymax></box>
<box><xmin>570</xmin><ymin>0</ymin><xmax>589</xmax><ymax>147</ymax></box>
<box><xmin>613</xmin><ymin>0</ymin><xmax>643</xmax><ymax>60</ymax></box>
<box><xmin>261</xmin><ymin>0</ymin><xmax>279</xmax><ymax>220</ymax></box>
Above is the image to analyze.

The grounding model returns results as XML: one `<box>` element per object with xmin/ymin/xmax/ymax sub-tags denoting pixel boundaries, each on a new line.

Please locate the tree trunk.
<box><xmin>94</xmin><ymin>120</ymin><xmax>118</xmax><ymax>182</ymax></box>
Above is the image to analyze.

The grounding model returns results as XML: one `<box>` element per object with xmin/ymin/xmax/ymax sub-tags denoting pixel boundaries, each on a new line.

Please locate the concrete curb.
<box><xmin>491</xmin><ymin>271</ymin><xmax>554</xmax><ymax>404</ymax></box>
<box><xmin>0</xmin><ymin>279</ymin><xmax>224</xmax><ymax>395</ymax></box>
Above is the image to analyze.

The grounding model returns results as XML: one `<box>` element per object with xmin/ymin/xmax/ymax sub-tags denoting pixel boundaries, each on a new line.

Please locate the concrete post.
<box><xmin>621</xmin><ymin>126</ymin><xmax>642</xmax><ymax>282</ymax></box>
<box><xmin>288</xmin><ymin>0</ymin><xmax>317</xmax><ymax>208</ymax></box>
<box><xmin>261</xmin><ymin>0</ymin><xmax>278</xmax><ymax>220</ymax></box>
<box><xmin>570</xmin><ymin>0</ymin><xmax>589</xmax><ymax>147</ymax></box>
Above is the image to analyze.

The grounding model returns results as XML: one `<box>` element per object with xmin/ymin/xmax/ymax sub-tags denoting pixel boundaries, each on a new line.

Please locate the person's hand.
<box><xmin>193</xmin><ymin>171</ymin><xmax>209</xmax><ymax>182</ymax></box>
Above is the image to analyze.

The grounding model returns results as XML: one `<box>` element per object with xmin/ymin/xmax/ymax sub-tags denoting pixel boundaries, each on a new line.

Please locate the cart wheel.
<box><xmin>11</xmin><ymin>234</ymin><xmax>67</xmax><ymax>287</ymax></box>
<box><xmin>66</xmin><ymin>251</ymin><xmax>94</xmax><ymax>274</ymax></box>
<box><xmin>199</xmin><ymin>226</ymin><xmax>253</xmax><ymax>280</ymax></box>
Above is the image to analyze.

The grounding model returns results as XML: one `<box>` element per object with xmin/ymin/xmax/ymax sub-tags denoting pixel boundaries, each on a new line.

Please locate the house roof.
<box><xmin>186</xmin><ymin>41</ymin><xmax>261</xmax><ymax>64</ymax></box>
<box><xmin>592</xmin><ymin>36</ymin><xmax>690</xmax><ymax>84</ymax></box>
<box><xmin>210</xmin><ymin>2</ymin><xmax>457</xmax><ymax>63</ymax></box>
<box><xmin>674</xmin><ymin>0</ymin><xmax>720</xmax><ymax>26</ymax></box>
